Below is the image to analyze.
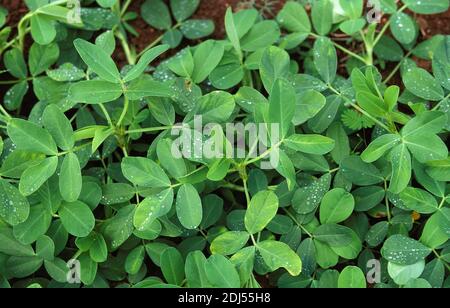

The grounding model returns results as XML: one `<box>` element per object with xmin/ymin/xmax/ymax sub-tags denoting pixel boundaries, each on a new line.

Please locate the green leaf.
<box><xmin>125</xmin><ymin>246</ymin><xmax>145</xmax><ymax>275</ymax></box>
<box><xmin>4</xmin><ymin>48</ymin><xmax>27</xmax><ymax>79</ymax></box>
<box><xmin>157</xmin><ymin>139</ymin><xmax>187</xmax><ymax>178</ymax></box>
<box><xmin>277</xmin><ymin>1</ymin><xmax>311</xmax><ymax>33</ymax></box>
<box><xmin>69</xmin><ymin>80</ymin><xmax>123</xmax><ymax>104</ymax></box>
<box><xmin>134</xmin><ymin>188</ymin><xmax>173</xmax><ymax>231</ymax></box>
<box><xmin>320</xmin><ymin>188</ymin><xmax>355</xmax><ymax>224</ymax></box>
<box><xmin>312</xmin><ymin>0</ymin><xmax>333</xmax><ymax>36</ymax></box>
<box><xmin>185</xmin><ymin>251</ymin><xmax>210</xmax><ymax>288</ymax></box>
<box><xmin>390</xmin><ymin>12</ymin><xmax>417</xmax><ymax>45</ymax></box>
<box><xmin>268</xmin><ymin>79</ymin><xmax>296</xmax><ymax>139</ymax></box>
<box><xmin>420</xmin><ymin>213</ymin><xmax>449</xmax><ymax>249</ymax></box>
<box><xmin>389</xmin><ymin>144</ymin><xmax>411</xmax><ymax>194</ymax></box>
<box><xmin>192</xmin><ymin>40</ymin><xmax>224</xmax><ymax>84</ymax></box>
<box><xmin>381</xmin><ymin>235</ymin><xmax>431</xmax><ymax>265</ymax></box>
<box><xmin>123</xmin><ymin>45</ymin><xmax>170</xmax><ymax>82</ymax></box>
<box><xmin>170</xmin><ymin>0</ymin><xmax>199</xmax><ymax>22</ymax></box>
<box><xmin>205</xmin><ymin>254</ymin><xmax>240</xmax><ymax>288</ymax></box>
<box><xmin>180</xmin><ymin>20</ymin><xmax>215</xmax><ymax>40</ymax></box>
<box><xmin>356</xmin><ymin>91</ymin><xmax>389</xmax><ymax>117</ymax></box>
<box><xmin>176</xmin><ymin>184</ymin><xmax>202</xmax><ymax>230</ymax></box>
<box><xmin>121</xmin><ymin>157</ymin><xmax>171</xmax><ymax>188</ymax></box>
<box><xmin>89</xmin><ymin>233</ymin><xmax>107</xmax><ymax>263</ymax></box>
<box><xmin>36</xmin><ymin>235</ymin><xmax>54</xmax><ymax>261</ymax></box>
<box><xmin>141</xmin><ymin>0</ymin><xmax>172</xmax><ymax>30</ymax></box>
<box><xmin>260</xmin><ymin>46</ymin><xmax>290</xmax><ymax>93</ymax></box>
<box><xmin>400</xmin><ymin>188</ymin><xmax>438</xmax><ymax>214</ymax></box>
<box><xmin>404</xmin><ymin>133</ymin><xmax>448</xmax><ymax>163</ymax></box>
<box><xmin>403</xmin><ymin>68</ymin><xmax>444</xmax><ymax>101</ymax></box>
<box><xmin>42</xmin><ymin>105</ymin><xmax>74</xmax><ymax>151</ymax></box>
<box><xmin>313</xmin><ymin>224</ymin><xmax>354</xmax><ymax>247</ymax></box>
<box><xmin>167</xmin><ymin>48</ymin><xmax>194</xmax><ymax>78</ymax></box>
<box><xmin>240</xmin><ymin>20</ymin><xmax>280</xmax><ymax>52</ymax></box>
<box><xmin>293</xmin><ymin>89</ymin><xmax>326</xmax><ymax>126</ymax></box>
<box><xmin>361</xmin><ymin>134</ymin><xmax>401</xmax><ymax>163</ymax></box>
<box><xmin>284</xmin><ymin>134</ymin><xmax>335</xmax><ymax>155</ymax></box>
<box><xmin>257</xmin><ymin>240</ymin><xmax>302</xmax><ymax>276</ymax></box>
<box><xmin>341</xmin><ymin>156</ymin><xmax>383</xmax><ymax>186</ymax></box>
<box><xmin>403</xmin><ymin>0</ymin><xmax>449</xmax><ymax>14</ymax></box>
<box><xmin>313</xmin><ymin>37</ymin><xmax>337</xmax><ymax>84</ymax></box>
<box><xmin>340</xmin><ymin>0</ymin><xmax>363</xmax><ymax>18</ymax></box>
<box><xmin>0</xmin><ymin>227</ymin><xmax>35</xmax><ymax>257</ymax></box>
<box><xmin>8</xmin><ymin>119</ymin><xmax>58</xmax><ymax>156</ymax></box>
<box><xmin>29</xmin><ymin>42</ymin><xmax>59</xmax><ymax>76</ymax></box>
<box><xmin>0</xmin><ymin>180</ymin><xmax>30</xmax><ymax>226</ymax></box>
<box><xmin>59</xmin><ymin>201</ymin><xmax>95</xmax><ymax>237</ymax></box>
<box><xmin>30</xmin><ymin>14</ymin><xmax>56</xmax><ymax>45</ymax></box>
<box><xmin>388</xmin><ymin>260</ymin><xmax>425</xmax><ymax>285</ymax></box>
<box><xmin>3</xmin><ymin>82</ymin><xmax>29</xmax><ymax>111</ymax></box>
<box><xmin>185</xmin><ymin>91</ymin><xmax>235</xmax><ymax>124</ymax></box>
<box><xmin>225</xmin><ymin>8</ymin><xmax>242</xmax><ymax>60</ymax></box>
<box><xmin>13</xmin><ymin>203</ymin><xmax>51</xmax><ymax>244</ymax></box>
<box><xmin>74</xmin><ymin>39</ymin><xmax>121</xmax><ymax>83</ymax></box>
<box><xmin>125</xmin><ymin>76</ymin><xmax>174</xmax><ymax>100</ymax></box>
<box><xmin>160</xmin><ymin>247</ymin><xmax>185</xmax><ymax>286</ymax></box>
<box><xmin>245</xmin><ymin>190</ymin><xmax>279</xmax><ymax>235</ymax></box>
<box><xmin>326</xmin><ymin>122</ymin><xmax>350</xmax><ymax>164</ymax></box>
<box><xmin>339</xmin><ymin>18</ymin><xmax>366</xmax><ymax>35</ymax></box>
<box><xmin>210</xmin><ymin>231</ymin><xmax>249</xmax><ymax>256</ymax></box>
<box><xmin>401</xmin><ymin>111</ymin><xmax>446</xmax><ymax>138</ymax></box>
<box><xmin>44</xmin><ymin>258</ymin><xmax>68</xmax><ymax>283</ymax></box>
<box><xmin>19</xmin><ymin>157</ymin><xmax>58</xmax><ymax>196</ymax></box>
<box><xmin>59</xmin><ymin>153</ymin><xmax>82</xmax><ymax>203</ymax></box>
<box><xmin>338</xmin><ymin>266</ymin><xmax>366</xmax><ymax>288</ymax></box>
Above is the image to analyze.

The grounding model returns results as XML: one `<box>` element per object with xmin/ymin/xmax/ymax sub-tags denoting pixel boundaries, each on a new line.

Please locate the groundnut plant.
<box><xmin>0</xmin><ymin>0</ymin><xmax>449</xmax><ymax>289</ymax></box>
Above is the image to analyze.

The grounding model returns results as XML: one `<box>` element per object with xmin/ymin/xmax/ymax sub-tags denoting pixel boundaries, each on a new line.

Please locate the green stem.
<box><xmin>383</xmin><ymin>50</ymin><xmax>413</xmax><ymax>84</ymax></box>
<box><xmin>120</xmin><ymin>0</ymin><xmax>133</xmax><ymax>16</ymax></box>
<box><xmin>57</xmin><ymin>143</ymin><xmax>91</xmax><ymax>157</ymax></box>
<box><xmin>117</xmin><ymin>96</ymin><xmax>129</xmax><ymax>127</ymax></box>
<box><xmin>432</xmin><ymin>93</ymin><xmax>450</xmax><ymax>111</ymax></box>
<box><xmin>222</xmin><ymin>182</ymin><xmax>246</xmax><ymax>192</ymax></box>
<box><xmin>98</xmin><ymin>104</ymin><xmax>114</xmax><ymax>128</ymax></box>
<box><xmin>438</xmin><ymin>197</ymin><xmax>446</xmax><ymax>210</ymax></box>
<box><xmin>125</xmin><ymin>125</ymin><xmax>179</xmax><ymax>134</ymax></box>
<box><xmin>283</xmin><ymin>208</ymin><xmax>313</xmax><ymax>238</ymax></box>
<box><xmin>137</xmin><ymin>23</ymin><xmax>182</xmax><ymax>57</ymax></box>
<box><xmin>115</xmin><ymin>31</ymin><xmax>135</xmax><ymax>65</ymax></box>
<box><xmin>310</xmin><ymin>33</ymin><xmax>368</xmax><ymax>64</ymax></box>
<box><xmin>0</xmin><ymin>104</ymin><xmax>12</xmax><ymax>120</ymax></box>
<box><xmin>244</xmin><ymin>141</ymin><xmax>283</xmax><ymax>166</ymax></box>
<box><xmin>384</xmin><ymin>180</ymin><xmax>392</xmax><ymax>223</ymax></box>
<box><xmin>373</xmin><ymin>5</ymin><xmax>408</xmax><ymax>48</ymax></box>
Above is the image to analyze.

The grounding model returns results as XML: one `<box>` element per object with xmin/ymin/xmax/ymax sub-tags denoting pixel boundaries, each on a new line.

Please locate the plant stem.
<box><xmin>120</xmin><ymin>0</ymin><xmax>133</xmax><ymax>16</ymax></box>
<box><xmin>384</xmin><ymin>180</ymin><xmax>392</xmax><ymax>223</ymax></box>
<box><xmin>328</xmin><ymin>84</ymin><xmax>393</xmax><ymax>132</ymax></box>
<box><xmin>0</xmin><ymin>104</ymin><xmax>12</xmax><ymax>120</ymax></box>
<box><xmin>137</xmin><ymin>23</ymin><xmax>182</xmax><ymax>57</ymax></box>
<box><xmin>283</xmin><ymin>208</ymin><xmax>313</xmax><ymax>238</ymax></box>
<box><xmin>98</xmin><ymin>104</ymin><xmax>114</xmax><ymax>128</ymax></box>
<box><xmin>57</xmin><ymin>143</ymin><xmax>91</xmax><ymax>156</ymax></box>
<box><xmin>373</xmin><ymin>5</ymin><xmax>408</xmax><ymax>48</ymax></box>
<box><xmin>383</xmin><ymin>50</ymin><xmax>413</xmax><ymax>84</ymax></box>
<box><xmin>244</xmin><ymin>141</ymin><xmax>283</xmax><ymax>166</ymax></box>
<box><xmin>117</xmin><ymin>96</ymin><xmax>129</xmax><ymax>127</ymax></box>
<box><xmin>432</xmin><ymin>93</ymin><xmax>450</xmax><ymax>111</ymax></box>
<box><xmin>222</xmin><ymin>182</ymin><xmax>246</xmax><ymax>192</ymax></box>
<box><xmin>310</xmin><ymin>32</ymin><xmax>368</xmax><ymax>64</ymax></box>
<box><xmin>116</xmin><ymin>30</ymin><xmax>135</xmax><ymax>65</ymax></box>
<box><xmin>125</xmin><ymin>125</ymin><xmax>179</xmax><ymax>134</ymax></box>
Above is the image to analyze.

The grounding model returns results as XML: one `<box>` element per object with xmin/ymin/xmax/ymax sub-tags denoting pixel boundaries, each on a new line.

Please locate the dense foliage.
<box><xmin>0</xmin><ymin>0</ymin><xmax>449</xmax><ymax>288</ymax></box>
